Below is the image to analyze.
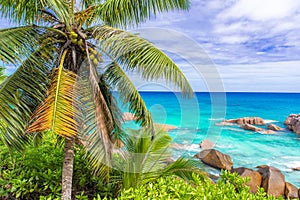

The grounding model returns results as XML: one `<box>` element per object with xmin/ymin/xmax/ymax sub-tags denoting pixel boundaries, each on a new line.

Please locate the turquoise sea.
<box><xmin>125</xmin><ymin>92</ymin><xmax>300</xmax><ymax>187</ymax></box>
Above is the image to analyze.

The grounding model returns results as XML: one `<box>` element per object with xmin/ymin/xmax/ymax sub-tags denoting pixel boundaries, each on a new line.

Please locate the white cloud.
<box><xmin>139</xmin><ymin>0</ymin><xmax>300</xmax><ymax>65</ymax></box>
<box><xmin>219</xmin><ymin>35</ymin><xmax>249</xmax><ymax>44</ymax></box>
<box><xmin>218</xmin><ymin>0</ymin><xmax>300</xmax><ymax>22</ymax></box>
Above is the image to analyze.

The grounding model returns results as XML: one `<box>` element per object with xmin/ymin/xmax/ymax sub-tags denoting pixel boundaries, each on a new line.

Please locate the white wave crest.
<box><xmin>263</xmin><ymin>119</ymin><xmax>279</xmax><ymax>124</ymax></box>
<box><xmin>209</xmin><ymin>118</ymin><xmax>225</xmax><ymax>121</ymax></box>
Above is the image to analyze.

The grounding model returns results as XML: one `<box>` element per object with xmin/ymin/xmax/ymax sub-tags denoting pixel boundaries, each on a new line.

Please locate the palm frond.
<box><xmin>93</xmin><ymin>26</ymin><xmax>194</xmax><ymax>97</ymax></box>
<box><xmin>80</xmin><ymin>0</ymin><xmax>100</xmax><ymax>9</ymax></box>
<box><xmin>115</xmin><ymin>128</ymin><xmax>205</xmax><ymax>189</ymax></box>
<box><xmin>0</xmin><ymin>66</ymin><xmax>7</xmax><ymax>84</ymax></box>
<box><xmin>75</xmin><ymin>6</ymin><xmax>96</xmax><ymax>28</ymax></box>
<box><xmin>98</xmin><ymin>74</ymin><xmax>123</xmax><ymax>144</ymax></box>
<box><xmin>95</xmin><ymin>0</ymin><xmax>190</xmax><ymax>28</ymax></box>
<box><xmin>0</xmin><ymin>47</ymin><xmax>52</xmax><ymax>150</ymax></box>
<box><xmin>79</xmin><ymin>95</ymin><xmax>110</xmax><ymax>179</ymax></box>
<box><xmin>117</xmin><ymin>129</ymin><xmax>172</xmax><ymax>189</ymax></box>
<box><xmin>0</xmin><ymin>26</ymin><xmax>44</xmax><ymax>64</ymax></box>
<box><xmin>77</xmin><ymin>59</ymin><xmax>115</xmax><ymax>178</ymax></box>
<box><xmin>48</xmin><ymin>0</ymin><xmax>71</xmax><ymax>27</ymax></box>
<box><xmin>27</xmin><ymin>52</ymin><xmax>80</xmax><ymax>138</ymax></box>
<box><xmin>104</xmin><ymin>62</ymin><xmax>153</xmax><ymax>129</ymax></box>
<box><xmin>0</xmin><ymin>0</ymin><xmax>70</xmax><ymax>25</ymax></box>
<box><xmin>162</xmin><ymin>157</ymin><xmax>204</xmax><ymax>181</ymax></box>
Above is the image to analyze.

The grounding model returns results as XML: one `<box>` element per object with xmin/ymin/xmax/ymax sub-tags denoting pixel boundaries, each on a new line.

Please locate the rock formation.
<box><xmin>284</xmin><ymin>114</ymin><xmax>300</xmax><ymax>134</ymax></box>
<box><xmin>257</xmin><ymin>165</ymin><xmax>285</xmax><ymax>197</ymax></box>
<box><xmin>218</xmin><ymin>117</ymin><xmax>285</xmax><ymax>134</ymax></box>
<box><xmin>292</xmin><ymin>167</ymin><xmax>300</xmax><ymax>171</ymax></box>
<box><xmin>231</xmin><ymin>167</ymin><xmax>262</xmax><ymax>193</ymax></box>
<box><xmin>200</xmin><ymin>139</ymin><xmax>214</xmax><ymax>149</ymax></box>
<box><xmin>285</xmin><ymin>182</ymin><xmax>299</xmax><ymax>199</ymax></box>
<box><xmin>224</xmin><ymin>117</ymin><xmax>265</xmax><ymax>125</ymax></box>
<box><xmin>195</xmin><ymin>149</ymin><xmax>233</xmax><ymax>170</ymax></box>
<box><xmin>240</xmin><ymin>124</ymin><xmax>263</xmax><ymax>132</ymax></box>
<box><xmin>284</xmin><ymin>114</ymin><xmax>298</xmax><ymax>125</ymax></box>
<box><xmin>267</xmin><ymin>124</ymin><xmax>282</xmax><ymax>131</ymax></box>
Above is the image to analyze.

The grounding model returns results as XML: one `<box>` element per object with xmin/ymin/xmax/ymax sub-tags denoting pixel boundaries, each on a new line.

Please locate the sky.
<box><xmin>1</xmin><ymin>0</ymin><xmax>300</xmax><ymax>92</ymax></box>
<box><xmin>136</xmin><ymin>0</ymin><xmax>300</xmax><ymax>92</ymax></box>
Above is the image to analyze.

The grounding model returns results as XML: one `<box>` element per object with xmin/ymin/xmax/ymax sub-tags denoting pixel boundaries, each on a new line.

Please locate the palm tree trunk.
<box><xmin>61</xmin><ymin>138</ymin><xmax>75</xmax><ymax>200</ymax></box>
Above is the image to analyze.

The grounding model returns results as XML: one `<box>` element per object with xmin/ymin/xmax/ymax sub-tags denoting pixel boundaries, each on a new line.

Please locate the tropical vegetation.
<box><xmin>0</xmin><ymin>134</ymin><xmax>119</xmax><ymax>199</ymax></box>
<box><xmin>0</xmin><ymin>66</ymin><xmax>6</xmax><ymax>83</ymax></box>
<box><xmin>119</xmin><ymin>171</ymin><xmax>283</xmax><ymax>200</ymax></box>
<box><xmin>0</xmin><ymin>0</ymin><xmax>199</xmax><ymax>199</ymax></box>
<box><xmin>0</xmin><ymin>0</ymin><xmax>285</xmax><ymax>199</ymax></box>
<box><xmin>0</xmin><ymin>137</ymin><xmax>283</xmax><ymax>199</ymax></box>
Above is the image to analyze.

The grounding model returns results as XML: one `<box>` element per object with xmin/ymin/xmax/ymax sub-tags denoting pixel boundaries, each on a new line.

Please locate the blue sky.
<box><xmin>1</xmin><ymin>0</ymin><xmax>300</xmax><ymax>92</ymax></box>
<box><xmin>137</xmin><ymin>0</ymin><xmax>300</xmax><ymax>92</ymax></box>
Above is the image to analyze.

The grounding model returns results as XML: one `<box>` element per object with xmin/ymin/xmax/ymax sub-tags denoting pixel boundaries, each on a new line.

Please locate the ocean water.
<box><xmin>125</xmin><ymin>92</ymin><xmax>300</xmax><ymax>187</ymax></box>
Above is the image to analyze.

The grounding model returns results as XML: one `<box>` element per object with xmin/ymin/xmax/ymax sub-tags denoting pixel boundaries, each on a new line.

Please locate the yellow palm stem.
<box><xmin>52</xmin><ymin>50</ymin><xmax>68</xmax><ymax>131</ymax></box>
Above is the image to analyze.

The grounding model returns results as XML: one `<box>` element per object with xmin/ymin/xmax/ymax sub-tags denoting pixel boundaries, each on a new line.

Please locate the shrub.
<box><xmin>0</xmin><ymin>136</ymin><xmax>63</xmax><ymax>199</ymax></box>
<box><xmin>0</xmin><ymin>135</ymin><xmax>120</xmax><ymax>199</ymax></box>
<box><xmin>118</xmin><ymin>171</ymin><xmax>284</xmax><ymax>200</ymax></box>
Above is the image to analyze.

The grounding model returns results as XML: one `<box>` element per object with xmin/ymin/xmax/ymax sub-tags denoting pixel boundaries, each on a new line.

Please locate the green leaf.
<box><xmin>93</xmin><ymin>25</ymin><xmax>194</xmax><ymax>97</ymax></box>
<box><xmin>0</xmin><ymin>66</ymin><xmax>7</xmax><ymax>84</ymax></box>
<box><xmin>104</xmin><ymin>62</ymin><xmax>153</xmax><ymax>129</ymax></box>
<box><xmin>0</xmin><ymin>46</ymin><xmax>52</xmax><ymax>150</ymax></box>
<box><xmin>0</xmin><ymin>0</ymin><xmax>70</xmax><ymax>25</ymax></box>
<box><xmin>95</xmin><ymin>0</ymin><xmax>190</xmax><ymax>28</ymax></box>
<box><xmin>0</xmin><ymin>26</ymin><xmax>43</xmax><ymax>64</ymax></box>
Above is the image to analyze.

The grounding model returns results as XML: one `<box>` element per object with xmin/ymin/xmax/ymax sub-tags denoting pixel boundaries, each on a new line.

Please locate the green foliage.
<box><xmin>0</xmin><ymin>133</ymin><xmax>286</xmax><ymax>200</ymax></box>
<box><xmin>0</xmin><ymin>65</ymin><xmax>6</xmax><ymax>84</ymax></box>
<box><xmin>119</xmin><ymin>171</ymin><xmax>284</xmax><ymax>200</ymax></box>
<box><xmin>113</xmin><ymin>129</ymin><xmax>202</xmax><ymax>190</ymax></box>
<box><xmin>0</xmin><ymin>135</ymin><xmax>63</xmax><ymax>199</ymax></box>
<box><xmin>0</xmin><ymin>0</ymin><xmax>70</xmax><ymax>25</ymax></box>
<box><xmin>95</xmin><ymin>0</ymin><xmax>190</xmax><ymax>28</ymax></box>
<box><xmin>0</xmin><ymin>136</ymin><xmax>120</xmax><ymax>199</ymax></box>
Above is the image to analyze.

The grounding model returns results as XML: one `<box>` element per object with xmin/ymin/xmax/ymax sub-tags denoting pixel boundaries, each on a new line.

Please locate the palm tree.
<box><xmin>0</xmin><ymin>0</ymin><xmax>193</xmax><ymax>199</ymax></box>
<box><xmin>0</xmin><ymin>66</ymin><xmax>6</xmax><ymax>84</ymax></box>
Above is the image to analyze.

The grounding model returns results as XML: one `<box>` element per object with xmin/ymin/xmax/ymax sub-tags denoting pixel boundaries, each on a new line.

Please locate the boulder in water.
<box><xmin>267</xmin><ymin>124</ymin><xmax>283</xmax><ymax>131</ymax></box>
<box><xmin>284</xmin><ymin>182</ymin><xmax>299</xmax><ymax>199</ymax></box>
<box><xmin>284</xmin><ymin>114</ymin><xmax>300</xmax><ymax>134</ymax></box>
<box><xmin>231</xmin><ymin>167</ymin><xmax>262</xmax><ymax>193</ymax></box>
<box><xmin>284</xmin><ymin>114</ymin><xmax>298</xmax><ymax>125</ymax></box>
<box><xmin>257</xmin><ymin>165</ymin><xmax>285</xmax><ymax>197</ymax></box>
<box><xmin>292</xmin><ymin>167</ymin><xmax>300</xmax><ymax>171</ymax></box>
<box><xmin>225</xmin><ymin>117</ymin><xmax>265</xmax><ymax>125</ymax></box>
<box><xmin>195</xmin><ymin>149</ymin><xmax>233</xmax><ymax>170</ymax></box>
<box><xmin>200</xmin><ymin>139</ymin><xmax>214</xmax><ymax>149</ymax></box>
<box><xmin>240</xmin><ymin>124</ymin><xmax>263</xmax><ymax>132</ymax></box>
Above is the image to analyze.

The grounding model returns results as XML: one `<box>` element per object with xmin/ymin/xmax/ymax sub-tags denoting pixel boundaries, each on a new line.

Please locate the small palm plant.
<box><xmin>115</xmin><ymin>128</ymin><xmax>203</xmax><ymax>190</ymax></box>
<box><xmin>0</xmin><ymin>0</ymin><xmax>193</xmax><ymax>199</ymax></box>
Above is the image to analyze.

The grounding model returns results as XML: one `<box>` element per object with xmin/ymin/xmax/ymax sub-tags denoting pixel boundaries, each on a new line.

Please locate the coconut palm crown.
<box><xmin>0</xmin><ymin>0</ymin><xmax>193</xmax><ymax>199</ymax></box>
